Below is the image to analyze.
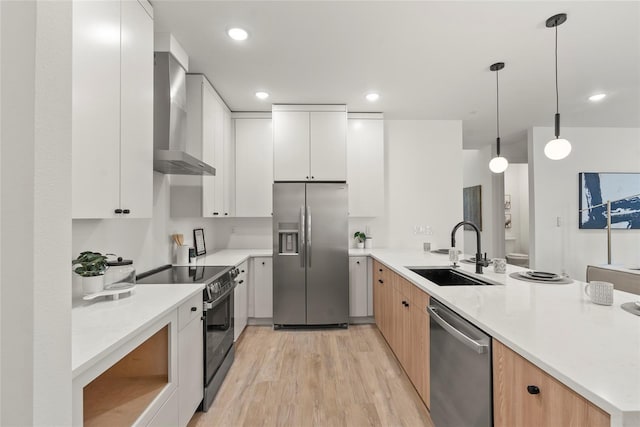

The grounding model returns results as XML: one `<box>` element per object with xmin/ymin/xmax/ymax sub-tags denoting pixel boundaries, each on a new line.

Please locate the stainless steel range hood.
<box><xmin>153</xmin><ymin>52</ymin><xmax>215</xmax><ymax>176</ymax></box>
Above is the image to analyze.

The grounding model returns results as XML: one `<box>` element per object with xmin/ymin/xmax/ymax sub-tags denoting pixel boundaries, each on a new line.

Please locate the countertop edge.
<box><xmin>72</xmin><ymin>285</ymin><xmax>204</xmax><ymax>378</ymax></box>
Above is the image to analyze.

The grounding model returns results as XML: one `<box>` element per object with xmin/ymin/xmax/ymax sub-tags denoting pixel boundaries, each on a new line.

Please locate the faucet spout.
<box><xmin>450</xmin><ymin>221</ymin><xmax>483</xmax><ymax>274</ymax></box>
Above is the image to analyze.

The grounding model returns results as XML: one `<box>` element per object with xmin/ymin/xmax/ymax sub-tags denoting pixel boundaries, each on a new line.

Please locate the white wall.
<box><xmin>462</xmin><ymin>146</ymin><xmax>495</xmax><ymax>257</ymax></box>
<box><xmin>215</xmin><ymin>120</ymin><xmax>464</xmax><ymax>252</ymax></box>
<box><xmin>529</xmin><ymin>126</ymin><xmax>640</xmax><ymax>280</ymax></box>
<box><xmin>73</xmin><ymin>173</ymin><xmax>221</xmax><ymax>297</ymax></box>
<box><xmin>504</xmin><ymin>163</ymin><xmax>529</xmax><ymax>254</ymax></box>
<box><xmin>1</xmin><ymin>1</ymin><xmax>72</xmax><ymax>424</ymax></box>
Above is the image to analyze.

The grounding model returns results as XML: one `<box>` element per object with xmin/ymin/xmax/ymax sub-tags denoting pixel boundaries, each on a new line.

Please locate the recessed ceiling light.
<box><xmin>365</xmin><ymin>93</ymin><xmax>379</xmax><ymax>102</ymax></box>
<box><xmin>255</xmin><ymin>91</ymin><xmax>269</xmax><ymax>100</ymax></box>
<box><xmin>227</xmin><ymin>28</ymin><xmax>248</xmax><ymax>41</ymax></box>
<box><xmin>588</xmin><ymin>93</ymin><xmax>606</xmax><ymax>102</ymax></box>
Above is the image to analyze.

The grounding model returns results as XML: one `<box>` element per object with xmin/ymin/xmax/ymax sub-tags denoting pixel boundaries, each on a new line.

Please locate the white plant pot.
<box><xmin>356</xmin><ymin>242</ymin><xmax>365</xmax><ymax>249</ymax></box>
<box><xmin>82</xmin><ymin>275</ymin><xmax>105</xmax><ymax>295</ymax></box>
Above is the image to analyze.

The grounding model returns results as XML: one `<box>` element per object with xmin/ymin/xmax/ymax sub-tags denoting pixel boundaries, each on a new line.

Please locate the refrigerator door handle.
<box><xmin>307</xmin><ymin>205</ymin><xmax>312</xmax><ymax>268</ymax></box>
<box><xmin>300</xmin><ymin>206</ymin><xmax>306</xmax><ymax>268</ymax></box>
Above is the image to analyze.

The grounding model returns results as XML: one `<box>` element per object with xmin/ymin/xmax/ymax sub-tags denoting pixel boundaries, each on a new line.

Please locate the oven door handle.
<box><xmin>204</xmin><ymin>282</ymin><xmax>237</xmax><ymax>310</ymax></box>
<box><xmin>427</xmin><ymin>305</ymin><xmax>488</xmax><ymax>354</ymax></box>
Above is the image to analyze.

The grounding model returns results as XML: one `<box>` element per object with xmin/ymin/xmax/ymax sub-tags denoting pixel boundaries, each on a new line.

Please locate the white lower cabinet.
<box><xmin>252</xmin><ymin>257</ymin><xmax>273</xmax><ymax>318</ymax></box>
<box><xmin>234</xmin><ymin>260</ymin><xmax>249</xmax><ymax>341</ymax></box>
<box><xmin>349</xmin><ymin>257</ymin><xmax>369</xmax><ymax>317</ymax></box>
<box><xmin>178</xmin><ymin>295</ymin><xmax>203</xmax><ymax>427</ymax></box>
<box><xmin>148</xmin><ymin>389</ymin><xmax>178</xmax><ymax>427</ymax></box>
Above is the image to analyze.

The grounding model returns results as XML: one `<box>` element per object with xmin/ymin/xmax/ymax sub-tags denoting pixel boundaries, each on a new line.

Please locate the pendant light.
<box><xmin>544</xmin><ymin>13</ymin><xmax>571</xmax><ymax>160</ymax></box>
<box><xmin>489</xmin><ymin>62</ymin><xmax>508</xmax><ymax>174</ymax></box>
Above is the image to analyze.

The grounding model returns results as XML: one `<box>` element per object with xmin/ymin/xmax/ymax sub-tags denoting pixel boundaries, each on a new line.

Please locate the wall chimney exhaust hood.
<box><xmin>153</xmin><ymin>52</ymin><xmax>215</xmax><ymax>175</ymax></box>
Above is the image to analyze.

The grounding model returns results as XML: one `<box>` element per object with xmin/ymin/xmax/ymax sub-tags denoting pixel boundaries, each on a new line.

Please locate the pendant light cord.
<box><xmin>496</xmin><ymin>69</ymin><xmax>500</xmax><ymax>139</ymax></box>
<box><xmin>555</xmin><ymin>24</ymin><xmax>559</xmax><ymax>114</ymax></box>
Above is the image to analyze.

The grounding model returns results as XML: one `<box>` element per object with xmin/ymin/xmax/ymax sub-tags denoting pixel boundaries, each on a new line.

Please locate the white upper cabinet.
<box><xmin>119</xmin><ymin>0</ymin><xmax>153</xmax><ymax>218</ymax></box>
<box><xmin>273</xmin><ymin>105</ymin><xmax>347</xmax><ymax>182</ymax></box>
<box><xmin>273</xmin><ymin>111</ymin><xmax>309</xmax><ymax>181</ymax></box>
<box><xmin>72</xmin><ymin>0</ymin><xmax>153</xmax><ymax>219</ymax></box>
<box><xmin>235</xmin><ymin>118</ymin><xmax>273</xmax><ymax>217</ymax></box>
<box><xmin>347</xmin><ymin>117</ymin><xmax>385</xmax><ymax>217</ymax></box>
<box><xmin>310</xmin><ymin>111</ymin><xmax>347</xmax><ymax>181</ymax></box>
<box><xmin>174</xmin><ymin>75</ymin><xmax>234</xmax><ymax>218</ymax></box>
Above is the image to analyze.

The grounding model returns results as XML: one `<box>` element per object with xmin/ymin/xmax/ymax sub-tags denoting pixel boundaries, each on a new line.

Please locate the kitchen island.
<box><xmin>367</xmin><ymin>249</ymin><xmax>639</xmax><ymax>427</ymax></box>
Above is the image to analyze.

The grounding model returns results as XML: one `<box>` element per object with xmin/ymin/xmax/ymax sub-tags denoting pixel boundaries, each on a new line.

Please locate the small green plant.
<box><xmin>353</xmin><ymin>231</ymin><xmax>367</xmax><ymax>243</ymax></box>
<box><xmin>72</xmin><ymin>251</ymin><xmax>111</xmax><ymax>277</ymax></box>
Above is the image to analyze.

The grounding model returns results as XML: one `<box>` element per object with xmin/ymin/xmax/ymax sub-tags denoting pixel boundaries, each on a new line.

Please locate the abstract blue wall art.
<box><xmin>579</xmin><ymin>172</ymin><xmax>640</xmax><ymax>229</ymax></box>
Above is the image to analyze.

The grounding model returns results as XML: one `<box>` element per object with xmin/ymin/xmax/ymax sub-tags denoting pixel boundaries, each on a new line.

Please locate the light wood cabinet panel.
<box><xmin>373</xmin><ymin>260</ymin><xmax>392</xmax><ymax>338</ymax></box>
<box><xmin>493</xmin><ymin>340</ymin><xmax>610</xmax><ymax>427</ymax></box>
<box><xmin>309</xmin><ymin>111</ymin><xmax>347</xmax><ymax>181</ymax></box>
<box><xmin>409</xmin><ymin>286</ymin><xmax>430</xmax><ymax>408</ymax></box>
<box><xmin>235</xmin><ymin>118</ymin><xmax>273</xmax><ymax>217</ymax></box>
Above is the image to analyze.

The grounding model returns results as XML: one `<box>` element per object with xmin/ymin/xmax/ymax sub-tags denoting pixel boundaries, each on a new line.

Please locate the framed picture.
<box><xmin>193</xmin><ymin>228</ymin><xmax>206</xmax><ymax>256</ymax></box>
<box><xmin>505</xmin><ymin>213</ymin><xmax>512</xmax><ymax>229</ymax></box>
<box><xmin>463</xmin><ymin>185</ymin><xmax>482</xmax><ymax>231</ymax></box>
<box><xmin>504</xmin><ymin>194</ymin><xmax>511</xmax><ymax>210</ymax></box>
<box><xmin>579</xmin><ymin>172</ymin><xmax>640</xmax><ymax>229</ymax></box>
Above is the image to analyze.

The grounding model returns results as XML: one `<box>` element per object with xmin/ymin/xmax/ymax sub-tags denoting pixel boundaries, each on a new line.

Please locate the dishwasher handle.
<box><xmin>427</xmin><ymin>305</ymin><xmax>488</xmax><ymax>354</ymax></box>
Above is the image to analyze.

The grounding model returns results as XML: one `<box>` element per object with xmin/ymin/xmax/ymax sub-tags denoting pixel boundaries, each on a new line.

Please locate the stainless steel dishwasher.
<box><xmin>428</xmin><ymin>298</ymin><xmax>492</xmax><ymax>427</ymax></box>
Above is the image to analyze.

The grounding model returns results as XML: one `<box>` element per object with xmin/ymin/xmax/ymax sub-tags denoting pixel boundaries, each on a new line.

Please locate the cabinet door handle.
<box><xmin>114</xmin><ymin>209</ymin><xmax>123</xmax><ymax>214</ymax></box>
<box><xmin>306</xmin><ymin>176</ymin><xmax>309</xmax><ymax>179</ymax></box>
<box><xmin>122</xmin><ymin>209</ymin><xmax>130</xmax><ymax>214</ymax></box>
<box><xmin>356</xmin><ymin>261</ymin><xmax>360</xmax><ymax>265</ymax></box>
<box><xmin>379</xmin><ymin>268</ymin><xmax>383</xmax><ymax>272</ymax></box>
<box><xmin>241</xmin><ymin>270</ymin><xmax>245</xmax><ymax>273</ymax></box>
<box><xmin>213</xmin><ymin>212</ymin><xmax>219</xmax><ymax>216</ymax></box>
<box><xmin>262</xmin><ymin>261</ymin><xmax>265</xmax><ymax>265</ymax></box>
<box><xmin>378</xmin><ymin>279</ymin><xmax>383</xmax><ymax>284</ymax></box>
<box><xmin>239</xmin><ymin>280</ymin><xmax>244</xmax><ymax>284</ymax></box>
<box><xmin>527</xmin><ymin>385</ymin><xmax>540</xmax><ymax>395</ymax></box>
<box><xmin>311</xmin><ymin>176</ymin><xmax>315</xmax><ymax>179</ymax></box>
<box><xmin>190</xmin><ymin>307</ymin><xmax>197</xmax><ymax>312</ymax></box>
<box><xmin>224</xmin><ymin>213</ymin><xmax>228</xmax><ymax>216</ymax></box>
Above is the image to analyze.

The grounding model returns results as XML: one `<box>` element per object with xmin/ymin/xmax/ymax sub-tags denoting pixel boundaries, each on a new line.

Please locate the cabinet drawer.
<box><xmin>147</xmin><ymin>388</ymin><xmax>178</xmax><ymax>427</ymax></box>
<box><xmin>178</xmin><ymin>293</ymin><xmax>202</xmax><ymax>331</ymax></box>
<box><xmin>395</xmin><ymin>275</ymin><xmax>413</xmax><ymax>298</ymax></box>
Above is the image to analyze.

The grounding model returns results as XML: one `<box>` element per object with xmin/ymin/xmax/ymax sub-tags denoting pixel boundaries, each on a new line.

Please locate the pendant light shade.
<box><xmin>488</xmin><ymin>62</ymin><xmax>508</xmax><ymax>173</ymax></box>
<box><xmin>545</xmin><ymin>13</ymin><xmax>571</xmax><ymax>160</ymax></box>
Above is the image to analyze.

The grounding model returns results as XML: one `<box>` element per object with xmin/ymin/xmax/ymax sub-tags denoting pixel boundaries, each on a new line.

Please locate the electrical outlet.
<box><xmin>556</xmin><ymin>216</ymin><xmax>561</xmax><ymax>227</ymax></box>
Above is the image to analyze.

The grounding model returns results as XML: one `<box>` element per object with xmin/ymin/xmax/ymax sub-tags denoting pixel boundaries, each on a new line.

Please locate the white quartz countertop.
<box><xmin>72</xmin><ymin>283</ymin><xmax>203</xmax><ymax>378</ymax></box>
<box><xmin>367</xmin><ymin>249</ymin><xmax>640</xmax><ymax>425</ymax></box>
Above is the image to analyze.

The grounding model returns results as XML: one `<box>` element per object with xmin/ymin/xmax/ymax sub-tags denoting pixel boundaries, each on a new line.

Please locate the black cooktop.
<box><xmin>136</xmin><ymin>265</ymin><xmax>232</xmax><ymax>285</ymax></box>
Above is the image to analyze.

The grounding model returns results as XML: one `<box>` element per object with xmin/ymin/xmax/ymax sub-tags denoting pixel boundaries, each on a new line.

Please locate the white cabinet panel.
<box><xmin>349</xmin><ymin>256</ymin><xmax>368</xmax><ymax>317</ymax></box>
<box><xmin>120</xmin><ymin>0</ymin><xmax>153</xmax><ymax>218</ymax></box>
<box><xmin>72</xmin><ymin>0</ymin><xmax>153</xmax><ymax>219</ymax></box>
<box><xmin>72</xmin><ymin>0</ymin><xmax>121</xmax><ymax>218</ymax></box>
<box><xmin>310</xmin><ymin>111</ymin><xmax>347</xmax><ymax>181</ymax></box>
<box><xmin>234</xmin><ymin>272</ymin><xmax>248</xmax><ymax>341</ymax></box>
<box><xmin>252</xmin><ymin>257</ymin><xmax>273</xmax><ymax>318</ymax></box>
<box><xmin>235</xmin><ymin>119</ymin><xmax>273</xmax><ymax>217</ymax></box>
<box><xmin>178</xmin><ymin>313</ymin><xmax>203</xmax><ymax>426</ymax></box>
<box><xmin>367</xmin><ymin>256</ymin><xmax>374</xmax><ymax>316</ymax></box>
<box><xmin>149</xmin><ymin>389</ymin><xmax>178</xmax><ymax>427</ymax></box>
<box><xmin>273</xmin><ymin>111</ymin><xmax>309</xmax><ymax>181</ymax></box>
<box><xmin>347</xmin><ymin>119</ymin><xmax>384</xmax><ymax>217</ymax></box>
<box><xmin>222</xmin><ymin>109</ymin><xmax>235</xmax><ymax>216</ymax></box>
<box><xmin>202</xmin><ymin>80</ymin><xmax>219</xmax><ymax>217</ymax></box>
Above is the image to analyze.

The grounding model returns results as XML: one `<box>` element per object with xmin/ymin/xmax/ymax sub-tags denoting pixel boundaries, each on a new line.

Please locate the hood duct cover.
<box><xmin>153</xmin><ymin>52</ymin><xmax>215</xmax><ymax>176</ymax></box>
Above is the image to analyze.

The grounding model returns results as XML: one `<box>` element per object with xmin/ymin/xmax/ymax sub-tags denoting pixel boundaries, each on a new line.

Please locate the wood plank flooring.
<box><xmin>188</xmin><ymin>325</ymin><xmax>433</xmax><ymax>427</ymax></box>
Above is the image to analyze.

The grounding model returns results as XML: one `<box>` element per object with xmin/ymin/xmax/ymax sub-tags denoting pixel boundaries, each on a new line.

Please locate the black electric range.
<box><xmin>136</xmin><ymin>264</ymin><xmax>239</xmax><ymax>411</ymax></box>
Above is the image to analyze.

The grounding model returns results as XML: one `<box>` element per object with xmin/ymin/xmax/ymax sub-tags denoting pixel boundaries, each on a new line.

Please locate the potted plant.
<box><xmin>353</xmin><ymin>231</ymin><xmax>367</xmax><ymax>249</ymax></box>
<box><xmin>72</xmin><ymin>251</ymin><xmax>110</xmax><ymax>295</ymax></box>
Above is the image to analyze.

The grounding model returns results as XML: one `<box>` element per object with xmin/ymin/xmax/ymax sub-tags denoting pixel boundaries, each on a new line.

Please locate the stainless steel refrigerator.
<box><xmin>273</xmin><ymin>182</ymin><xmax>349</xmax><ymax>328</ymax></box>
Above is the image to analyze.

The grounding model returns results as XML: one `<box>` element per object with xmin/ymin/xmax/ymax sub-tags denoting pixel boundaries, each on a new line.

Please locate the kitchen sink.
<box><xmin>408</xmin><ymin>267</ymin><xmax>494</xmax><ymax>286</ymax></box>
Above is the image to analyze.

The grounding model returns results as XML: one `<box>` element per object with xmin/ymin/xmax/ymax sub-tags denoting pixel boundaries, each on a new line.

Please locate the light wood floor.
<box><xmin>188</xmin><ymin>325</ymin><xmax>433</xmax><ymax>427</ymax></box>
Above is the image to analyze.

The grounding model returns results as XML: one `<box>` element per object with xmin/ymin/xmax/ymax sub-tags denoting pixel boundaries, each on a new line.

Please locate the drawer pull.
<box><xmin>239</xmin><ymin>280</ymin><xmax>244</xmax><ymax>284</ymax></box>
<box><xmin>527</xmin><ymin>385</ymin><xmax>540</xmax><ymax>395</ymax></box>
<box><xmin>378</xmin><ymin>279</ymin><xmax>383</xmax><ymax>284</ymax></box>
<box><xmin>379</xmin><ymin>268</ymin><xmax>383</xmax><ymax>272</ymax></box>
<box><xmin>190</xmin><ymin>307</ymin><xmax>197</xmax><ymax>312</ymax></box>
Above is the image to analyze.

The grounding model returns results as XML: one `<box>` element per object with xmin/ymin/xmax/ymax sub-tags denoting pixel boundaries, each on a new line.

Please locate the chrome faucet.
<box><xmin>451</xmin><ymin>221</ymin><xmax>483</xmax><ymax>274</ymax></box>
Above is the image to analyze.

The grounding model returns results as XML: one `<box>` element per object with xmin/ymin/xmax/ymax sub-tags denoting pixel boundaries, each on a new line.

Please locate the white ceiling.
<box><xmin>153</xmin><ymin>1</ymin><xmax>640</xmax><ymax>149</ymax></box>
